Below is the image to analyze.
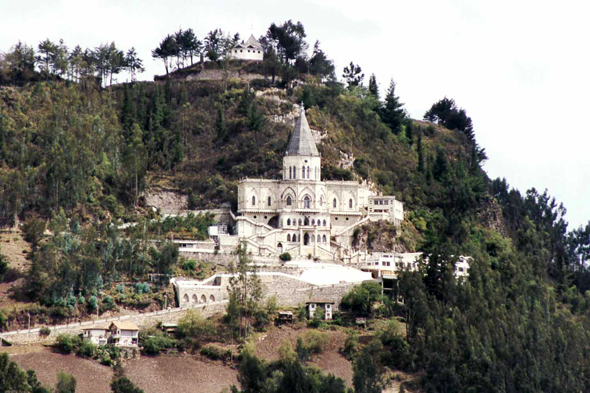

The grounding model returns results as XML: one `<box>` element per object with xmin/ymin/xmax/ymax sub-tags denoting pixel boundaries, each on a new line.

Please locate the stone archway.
<box><xmin>209</xmin><ymin>295</ymin><xmax>215</xmax><ymax>302</ymax></box>
<box><xmin>304</xmin><ymin>233</ymin><xmax>310</xmax><ymax>246</ymax></box>
<box><xmin>183</xmin><ymin>294</ymin><xmax>189</xmax><ymax>303</ymax></box>
<box><xmin>268</xmin><ymin>215</ymin><xmax>279</xmax><ymax>228</ymax></box>
<box><xmin>192</xmin><ymin>294</ymin><xmax>198</xmax><ymax>303</ymax></box>
<box><xmin>201</xmin><ymin>294</ymin><xmax>207</xmax><ymax>303</ymax></box>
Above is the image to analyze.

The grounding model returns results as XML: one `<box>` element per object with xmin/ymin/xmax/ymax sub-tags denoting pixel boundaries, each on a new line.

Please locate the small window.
<box><xmin>287</xmin><ymin>218</ymin><xmax>291</xmax><ymax>225</ymax></box>
<box><xmin>304</xmin><ymin>195</ymin><xmax>311</xmax><ymax>209</ymax></box>
<box><xmin>307</xmin><ymin>166</ymin><xmax>310</xmax><ymax>178</ymax></box>
<box><xmin>323</xmin><ymin>219</ymin><xmax>326</xmax><ymax>226</ymax></box>
<box><xmin>287</xmin><ymin>234</ymin><xmax>291</xmax><ymax>242</ymax></box>
<box><xmin>312</xmin><ymin>219</ymin><xmax>316</xmax><ymax>225</ymax></box>
<box><xmin>293</xmin><ymin>167</ymin><xmax>296</xmax><ymax>178</ymax></box>
<box><xmin>268</xmin><ymin>196</ymin><xmax>271</xmax><ymax>206</ymax></box>
<box><xmin>252</xmin><ymin>195</ymin><xmax>256</xmax><ymax>206</ymax></box>
<box><xmin>289</xmin><ymin>167</ymin><xmax>292</xmax><ymax>179</ymax></box>
<box><xmin>349</xmin><ymin>199</ymin><xmax>353</xmax><ymax>208</ymax></box>
<box><xmin>311</xmin><ymin>234</ymin><xmax>315</xmax><ymax>242</ymax></box>
<box><xmin>301</xmin><ymin>166</ymin><xmax>305</xmax><ymax>178</ymax></box>
<box><xmin>322</xmin><ymin>235</ymin><xmax>327</xmax><ymax>243</ymax></box>
<box><xmin>333</xmin><ymin>198</ymin><xmax>337</xmax><ymax>208</ymax></box>
<box><xmin>298</xmin><ymin>219</ymin><xmax>302</xmax><ymax>226</ymax></box>
<box><xmin>287</xmin><ymin>196</ymin><xmax>292</xmax><ymax>206</ymax></box>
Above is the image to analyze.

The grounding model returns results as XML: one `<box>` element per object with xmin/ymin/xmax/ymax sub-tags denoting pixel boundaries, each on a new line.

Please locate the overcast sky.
<box><xmin>2</xmin><ymin>0</ymin><xmax>589</xmax><ymax>229</ymax></box>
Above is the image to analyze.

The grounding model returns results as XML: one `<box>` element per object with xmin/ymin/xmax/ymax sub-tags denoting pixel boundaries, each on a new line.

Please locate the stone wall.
<box><xmin>185</xmin><ymin>69</ymin><xmax>267</xmax><ymax>82</ymax></box>
<box><xmin>175</xmin><ymin>272</ymin><xmax>358</xmax><ymax>310</ymax></box>
<box><xmin>0</xmin><ymin>301</ymin><xmax>227</xmax><ymax>346</ymax></box>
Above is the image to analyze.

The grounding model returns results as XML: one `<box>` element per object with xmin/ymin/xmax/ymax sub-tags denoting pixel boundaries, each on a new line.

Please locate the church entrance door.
<box><xmin>303</xmin><ymin>233</ymin><xmax>310</xmax><ymax>245</ymax></box>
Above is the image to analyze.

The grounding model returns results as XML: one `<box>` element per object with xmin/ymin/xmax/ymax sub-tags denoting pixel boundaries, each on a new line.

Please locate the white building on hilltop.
<box><xmin>232</xmin><ymin>105</ymin><xmax>404</xmax><ymax>260</ymax></box>
<box><xmin>230</xmin><ymin>35</ymin><xmax>264</xmax><ymax>61</ymax></box>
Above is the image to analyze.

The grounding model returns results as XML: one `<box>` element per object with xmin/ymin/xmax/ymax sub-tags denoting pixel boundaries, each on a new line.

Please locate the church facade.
<box><xmin>235</xmin><ymin>106</ymin><xmax>404</xmax><ymax>260</ymax></box>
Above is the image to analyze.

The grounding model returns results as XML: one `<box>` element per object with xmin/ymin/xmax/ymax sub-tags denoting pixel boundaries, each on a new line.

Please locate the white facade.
<box><xmin>360</xmin><ymin>252</ymin><xmax>471</xmax><ymax>279</ymax></box>
<box><xmin>82</xmin><ymin>326</ymin><xmax>109</xmax><ymax>346</ymax></box>
<box><xmin>234</xmin><ymin>106</ymin><xmax>404</xmax><ymax>260</ymax></box>
<box><xmin>230</xmin><ymin>34</ymin><xmax>264</xmax><ymax>61</ymax></box>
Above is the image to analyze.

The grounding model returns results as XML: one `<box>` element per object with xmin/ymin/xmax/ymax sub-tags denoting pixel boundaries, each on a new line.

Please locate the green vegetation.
<box><xmin>110</xmin><ymin>377</ymin><xmax>144</xmax><ymax>393</ymax></box>
<box><xmin>2</xmin><ymin>19</ymin><xmax>590</xmax><ymax>392</ymax></box>
<box><xmin>232</xmin><ymin>343</ymin><xmax>347</xmax><ymax>393</ymax></box>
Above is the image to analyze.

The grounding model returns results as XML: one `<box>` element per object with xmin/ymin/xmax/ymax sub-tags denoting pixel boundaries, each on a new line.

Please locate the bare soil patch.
<box><xmin>0</xmin><ymin>229</ymin><xmax>30</xmax><ymax>271</ymax></box>
<box><xmin>125</xmin><ymin>354</ymin><xmax>238</xmax><ymax>393</ymax></box>
<box><xmin>255</xmin><ymin>325</ymin><xmax>353</xmax><ymax>386</ymax></box>
<box><xmin>10</xmin><ymin>347</ymin><xmax>114</xmax><ymax>393</ymax></box>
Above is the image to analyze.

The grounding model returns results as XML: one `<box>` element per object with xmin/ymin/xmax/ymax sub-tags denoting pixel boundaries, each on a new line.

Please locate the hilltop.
<box><xmin>1</xmin><ymin>22</ymin><xmax>590</xmax><ymax>392</ymax></box>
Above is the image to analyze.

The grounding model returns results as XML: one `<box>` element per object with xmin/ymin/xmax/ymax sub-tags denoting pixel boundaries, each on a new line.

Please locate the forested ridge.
<box><xmin>1</xmin><ymin>21</ymin><xmax>590</xmax><ymax>393</ymax></box>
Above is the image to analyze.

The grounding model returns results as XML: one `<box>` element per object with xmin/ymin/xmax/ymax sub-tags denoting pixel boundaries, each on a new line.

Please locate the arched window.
<box><xmin>298</xmin><ymin>219</ymin><xmax>302</xmax><ymax>226</ymax></box>
<box><xmin>287</xmin><ymin>234</ymin><xmax>291</xmax><ymax>242</ymax></box>
<box><xmin>286</xmin><ymin>196</ymin><xmax>292</xmax><ymax>206</ymax></box>
<box><xmin>307</xmin><ymin>166</ymin><xmax>310</xmax><ymax>179</ymax></box>
<box><xmin>320</xmin><ymin>197</ymin><xmax>324</xmax><ymax>206</ymax></box>
<box><xmin>268</xmin><ymin>196</ymin><xmax>272</xmax><ymax>206</ymax></box>
<box><xmin>349</xmin><ymin>199</ymin><xmax>353</xmax><ymax>209</ymax></box>
<box><xmin>333</xmin><ymin>198</ymin><xmax>337</xmax><ymax>208</ymax></box>
<box><xmin>252</xmin><ymin>195</ymin><xmax>256</xmax><ymax>206</ymax></box>
<box><xmin>289</xmin><ymin>167</ymin><xmax>292</xmax><ymax>179</ymax></box>
<box><xmin>323</xmin><ymin>219</ymin><xmax>327</xmax><ymax>226</ymax></box>
<box><xmin>287</xmin><ymin>218</ymin><xmax>291</xmax><ymax>226</ymax></box>
<box><xmin>293</xmin><ymin>234</ymin><xmax>297</xmax><ymax>242</ymax></box>
<box><xmin>304</xmin><ymin>195</ymin><xmax>311</xmax><ymax>209</ymax></box>
<box><xmin>312</xmin><ymin>219</ymin><xmax>315</xmax><ymax>226</ymax></box>
<box><xmin>301</xmin><ymin>166</ymin><xmax>305</xmax><ymax>179</ymax></box>
<box><xmin>201</xmin><ymin>294</ymin><xmax>207</xmax><ymax>303</ymax></box>
<box><xmin>323</xmin><ymin>235</ymin><xmax>327</xmax><ymax>243</ymax></box>
<box><xmin>311</xmin><ymin>234</ymin><xmax>315</xmax><ymax>243</ymax></box>
<box><xmin>293</xmin><ymin>166</ymin><xmax>296</xmax><ymax>178</ymax></box>
<box><xmin>209</xmin><ymin>295</ymin><xmax>215</xmax><ymax>302</ymax></box>
<box><xmin>304</xmin><ymin>217</ymin><xmax>309</xmax><ymax>226</ymax></box>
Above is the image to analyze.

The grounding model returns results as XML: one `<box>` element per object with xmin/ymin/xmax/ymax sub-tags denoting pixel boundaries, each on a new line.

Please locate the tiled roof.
<box><xmin>110</xmin><ymin>321</ymin><xmax>140</xmax><ymax>331</ymax></box>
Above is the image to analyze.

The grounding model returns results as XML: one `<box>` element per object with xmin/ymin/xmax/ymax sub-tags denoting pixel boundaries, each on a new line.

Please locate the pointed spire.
<box><xmin>286</xmin><ymin>105</ymin><xmax>319</xmax><ymax>156</ymax></box>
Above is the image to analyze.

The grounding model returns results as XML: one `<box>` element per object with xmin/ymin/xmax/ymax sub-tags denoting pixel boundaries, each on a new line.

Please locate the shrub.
<box><xmin>303</xmin><ymin>330</ymin><xmax>329</xmax><ymax>354</ymax></box>
<box><xmin>341</xmin><ymin>331</ymin><xmax>358</xmax><ymax>360</ymax></box>
<box><xmin>177</xmin><ymin>310</ymin><xmax>216</xmax><ymax>343</ymax></box>
<box><xmin>76</xmin><ymin>340</ymin><xmax>97</xmax><ymax>358</ymax></box>
<box><xmin>279</xmin><ymin>252</ymin><xmax>292</xmax><ymax>261</ymax></box>
<box><xmin>116</xmin><ymin>284</ymin><xmax>125</xmax><ymax>293</ymax></box>
<box><xmin>111</xmin><ymin>376</ymin><xmax>144</xmax><ymax>393</ymax></box>
<box><xmin>200</xmin><ymin>345</ymin><xmax>232</xmax><ymax>361</ymax></box>
<box><xmin>181</xmin><ymin>259</ymin><xmax>197</xmax><ymax>271</ymax></box>
<box><xmin>39</xmin><ymin>326</ymin><xmax>51</xmax><ymax>336</ymax></box>
<box><xmin>142</xmin><ymin>333</ymin><xmax>176</xmax><ymax>355</ymax></box>
<box><xmin>135</xmin><ymin>282</ymin><xmax>150</xmax><ymax>294</ymax></box>
<box><xmin>56</xmin><ymin>334</ymin><xmax>80</xmax><ymax>354</ymax></box>
<box><xmin>87</xmin><ymin>296</ymin><xmax>98</xmax><ymax>311</ymax></box>
<box><xmin>102</xmin><ymin>296</ymin><xmax>116</xmax><ymax>310</ymax></box>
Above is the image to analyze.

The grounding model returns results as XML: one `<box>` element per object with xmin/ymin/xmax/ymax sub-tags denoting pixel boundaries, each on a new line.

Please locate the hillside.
<box><xmin>1</xmin><ymin>73</ymin><xmax>590</xmax><ymax>393</ymax></box>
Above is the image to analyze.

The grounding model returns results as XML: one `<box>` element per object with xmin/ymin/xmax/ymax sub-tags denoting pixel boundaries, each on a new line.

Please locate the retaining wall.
<box><xmin>0</xmin><ymin>301</ymin><xmax>227</xmax><ymax>346</ymax></box>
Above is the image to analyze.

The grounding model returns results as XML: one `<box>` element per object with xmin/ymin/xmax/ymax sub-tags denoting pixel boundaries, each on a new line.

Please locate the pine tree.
<box><xmin>368</xmin><ymin>73</ymin><xmax>379</xmax><ymax>99</ymax></box>
<box><xmin>380</xmin><ymin>80</ymin><xmax>405</xmax><ymax>134</ymax></box>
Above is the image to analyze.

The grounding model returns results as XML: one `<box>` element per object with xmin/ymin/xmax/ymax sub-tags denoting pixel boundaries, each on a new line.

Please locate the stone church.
<box><xmin>233</xmin><ymin>106</ymin><xmax>404</xmax><ymax>260</ymax></box>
